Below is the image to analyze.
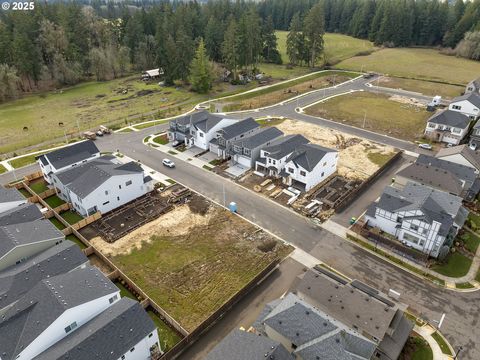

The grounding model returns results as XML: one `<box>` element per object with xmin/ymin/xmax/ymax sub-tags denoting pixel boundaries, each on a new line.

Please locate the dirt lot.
<box><xmin>90</xmin><ymin>194</ymin><xmax>293</xmax><ymax>332</ymax></box>
<box><xmin>276</xmin><ymin>119</ymin><xmax>397</xmax><ymax>180</ymax></box>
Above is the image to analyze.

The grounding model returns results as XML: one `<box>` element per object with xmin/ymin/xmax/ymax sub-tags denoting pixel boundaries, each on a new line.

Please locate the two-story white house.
<box><xmin>209</xmin><ymin>117</ymin><xmax>261</xmax><ymax>158</ymax></box>
<box><xmin>424</xmin><ymin>109</ymin><xmax>472</xmax><ymax>145</ymax></box>
<box><xmin>465</xmin><ymin>77</ymin><xmax>480</xmax><ymax>95</ymax></box>
<box><xmin>0</xmin><ymin>185</ymin><xmax>27</xmax><ymax>213</ymax></box>
<box><xmin>365</xmin><ymin>182</ymin><xmax>468</xmax><ymax>258</ymax></box>
<box><xmin>168</xmin><ymin>111</ymin><xmax>237</xmax><ymax>150</ymax></box>
<box><xmin>255</xmin><ymin>134</ymin><xmax>309</xmax><ymax>177</ymax></box>
<box><xmin>229</xmin><ymin>127</ymin><xmax>283</xmax><ymax>168</ymax></box>
<box><xmin>436</xmin><ymin>144</ymin><xmax>480</xmax><ymax>172</ymax></box>
<box><xmin>281</xmin><ymin>144</ymin><xmax>338</xmax><ymax>192</ymax></box>
<box><xmin>52</xmin><ymin>156</ymin><xmax>153</xmax><ymax>217</ymax></box>
<box><xmin>37</xmin><ymin>140</ymin><xmax>100</xmax><ymax>184</ymax></box>
<box><xmin>448</xmin><ymin>92</ymin><xmax>480</xmax><ymax>119</ymax></box>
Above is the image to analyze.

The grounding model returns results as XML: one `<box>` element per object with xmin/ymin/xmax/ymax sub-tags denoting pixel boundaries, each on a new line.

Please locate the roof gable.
<box><xmin>218</xmin><ymin>117</ymin><xmax>260</xmax><ymax>140</ymax></box>
<box><xmin>0</xmin><ymin>186</ymin><xmax>24</xmax><ymax>204</ymax></box>
<box><xmin>427</xmin><ymin>109</ymin><xmax>471</xmax><ymax>129</ymax></box>
<box><xmin>286</xmin><ymin>144</ymin><xmax>336</xmax><ymax>171</ymax></box>
<box><xmin>262</xmin><ymin>134</ymin><xmax>310</xmax><ymax>159</ymax></box>
<box><xmin>43</xmin><ymin>141</ymin><xmax>99</xmax><ymax>169</ymax></box>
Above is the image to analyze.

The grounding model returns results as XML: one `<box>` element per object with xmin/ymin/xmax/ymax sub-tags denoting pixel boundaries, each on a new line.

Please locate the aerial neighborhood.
<box><xmin>2</xmin><ymin>1</ymin><xmax>480</xmax><ymax>359</ymax></box>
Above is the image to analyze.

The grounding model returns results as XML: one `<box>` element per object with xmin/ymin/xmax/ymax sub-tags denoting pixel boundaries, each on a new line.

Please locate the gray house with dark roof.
<box><xmin>0</xmin><ymin>203</ymin><xmax>43</xmax><ymax>227</ymax></box>
<box><xmin>52</xmin><ymin>156</ymin><xmax>153</xmax><ymax>216</ymax></box>
<box><xmin>229</xmin><ymin>127</ymin><xmax>284</xmax><ymax>168</ymax></box>
<box><xmin>34</xmin><ymin>298</ymin><xmax>160</xmax><ymax>360</ymax></box>
<box><xmin>205</xmin><ymin>329</ymin><xmax>293</xmax><ymax>360</ymax></box>
<box><xmin>365</xmin><ymin>182</ymin><xmax>468</xmax><ymax>257</ymax></box>
<box><xmin>0</xmin><ymin>185</ymin><xmax>27</xmax><ymax>214</ymax></box>
<box><xmin>255</xmin><ymin>134</ymin><xmax>310</xmax><ymax>177</ymax></box>
<box><xmin>168</xmin><ymin>111</ymin><xmax>237</xmax><ymax>150</ymax></box>
<box><xmin>424</xmin><ymin>109</ymin><xmax>472</xmax><ymax>145</ymax></box>
<box><xmin>282</xmin><ymin>144</ymin><xmax>338</xmax><ymax>192</ymax></box>
<box><xmin>37</xmin><ymin>140</ymin><xmax>100</xmax><ymax>184</ymax></box>
<box><xmin>436</xmin><ymin>144</ymin><xmax>480</xmax><ymax>171</ymax></box>
<box><xmin>0</xmin><ymin>219</ymin><xmax>65</xmax><ymax>271</ymax></box>
<box><xmin>209</xmin><ymin>117</ymin><xmax>261</xmax><ymax>159</ymax></box>
<box><xmin>293</xmin><ymin>267</ymin><xmax>414</xmax><ymax>360</ymax></box>
<box><xmin>449</xmin><ymin>92</ymin><xmax>480</xmax><ymax>119</ymax></box>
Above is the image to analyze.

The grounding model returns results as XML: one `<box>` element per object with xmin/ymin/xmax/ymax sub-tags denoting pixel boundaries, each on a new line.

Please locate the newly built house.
<box><xmin>365</xmin><ymin>182</ymin><xmax>468</xmax><ymax>258</ymax></box>
<box><xmin>0</xmin><ymin>203</ymin><xmax>43</xmax><ymax>226</ymax></box>
<box><xmin>465</xmin><ymin>77</ymin><xmax>480</xmax><ymax>95</ymax></box>
<box><xmin>229</xmin><ymin>127</ymin><xmax>283</xmax><ymax>168</ymax></box>
<box><xmin>168</xmin><ymin>111</ymin><xmax>237</xmax><ymax>150</ymax></box>
<box><xmin>52</xmin><ymin>156</ymin><xmax>153</xmax><ymax>216</ymax></box>
<box><xmin>436</xmin><ymin>144</ymin><xmax>480</xmax><ymax>172</ymax></box>
<box><xmin>0</xmin><ymin>185</ymin><xmax>27</xmax><ymax>213</ymax></box>
<box><xmin>0</xmin><ymin>219</ymin><xmax>65</xmax><ymax>271</ymax></box>
<box><xmin>255</xmin><ymin>134</ymin><xmax>309</xmax><ymax>177</ymax></box>
<box><xmin>209</xmin><ymin>117</ymin><xmax>261</xmax><ymax>158</ymax></box>
<box><xmin>424</xmin><ymin>109</ymin><xmax>472</xmax><ymax>145</ymax></box>
<box><xmin>37</xmin><ymin>140</ymin><xmax>100</xmax><ymax>184</ymax></box>
<box><xmin>293</xmin><ymin>267</ymin><xmax>413</xmax><ymax>360</ymax></box>
<box><xmin>448</xmin><ymin>92</ymin><xmax>480</xmax><ymax>119</ymax></box>
<box><xmin>281</xmin><ymin>144</ymin><xmax>338</xmax><ymax>191</ymax></box>
<box><xmin>469</xmin><ymin>121</ymin><xmax>480</xmax><ymax>150</ymax></box>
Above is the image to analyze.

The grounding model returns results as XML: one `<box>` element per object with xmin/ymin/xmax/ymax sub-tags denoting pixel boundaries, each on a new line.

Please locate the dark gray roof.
<box><xmin>34</xmin><ymin>298</ymin><xmax>156</xmax><ymax>360</ymax></box>
<box><xmin>0</xmin><ymin>203</ymin><xmax>43</xmax><ymax>226</ymax></box>
<box><xmin>205</xmin><ymin>329</ymin><xmax>293</xmax><ymax>360</ymax></box>
<box><xmin>416</xmin><ymin>154</ymin><xmax>476</xmax><ymax>184</ymax></box>
<box><xmin>42</xmin><ymin>140</ymin><xmax>99</xmax><ymax>169</ymax></box>
<box><xmin>377</xmin><ymin>310</ymin><xmax>414</xmax><ymax>360</ymax></box>
<box><xmin>171</xmin><ymin>110</ymin><xmax>225</xmax><ymax>132</ymax></box>
<box><xmin>427</xmin><ymin>109</ymin><xmax>471</xmax><ymax>129</ymax></box>
<box><xmin>0</xmin><ymin>265</ymin><xmax>118</xmax><ymax>360</ymax></box>
<box><xmin>217</xmin><ymin>117</ymin><xmax>260</xmax><ymax>140</ymax></box>
<box><xmin>286</xmin><ymin>144</ymin><xmax>337</xmax><ymax>171</ymax></box>
<box><xmin>452</xmin><ymin>92</ymin><xmax>480</xmax><ymax>108</ymax></box>
<box><xmin>231</xmin><ymin>127</ymin><xmax>283</xmax><ymax>150</ymax></box>
<box><xmin>0</xmin><ymin>220</ymin><xmax>65</xmax><ymax>259</ymax></box>
<box><xmin>0</xmin><ymin>186</ymin><xmax>24</xmax><ymax>204</ymax></box>
<box><xmin>56</xmin><ymin>157</ymin><xmax>143</xmax><ymax>199</ymax></box>
<box><xmin>0</xmin><ymin>240</ymin><xmax>87</xmax><ymax>311</ymax></box>
<box><xmin>262</xmin><ymin>134</ymin><xmax>310</xmax><ymax>160</ymax></box>
<box><xmin>436</xmin><ymin>145</ymin><xmax>480</xmax><ymax>170</ymax></box>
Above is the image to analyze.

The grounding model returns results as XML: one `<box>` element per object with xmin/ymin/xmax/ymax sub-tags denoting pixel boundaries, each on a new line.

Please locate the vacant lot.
<box><xmin>378</xmin><ymin>77</ymin><xmax>464</xmax><ymax>99</ymax></box>
<box><xmin>223</xmin><ymin>71</ymin><xmax>357</xmax><ymax>111</ymax></box>
<box><xmin>305</xmin><ymin>91</ymin><xmax>431</xmax><ymax>141</ymax></box>
<box><xmin>276</xmin><ymin>31</ymin><xmax>375</xmax><ymax>65</ymax></box>
<box><xmin>90</xmin><ymin>198</ymin><xmax>292</xmax><ymax>332</ymax></box>
<box><xmin>273</xmin><ymin>119</ymin><xmax>397</xmax><ymax>180</ymax></box>
<box><xmin>335</xmin><ymin>48</ymin><xmax>480</xmax><ymax>84</ymax></box>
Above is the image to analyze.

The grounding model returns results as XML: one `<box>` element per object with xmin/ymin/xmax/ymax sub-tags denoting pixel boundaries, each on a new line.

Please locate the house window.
<box><xmin>323</xmin><ymin>161</ymin><xmax>327</xmax><ymax>166</ymax></box>
<box><xmin>300</xmin><ymin>170</ymin><xmax>306</xmax><ymax>176</ymax></box>
<box><xmin>64</xmin><ymin>321</ymin><xmax>78</xmax><ymax>333</ymax></box>
<box><xmin>244</xmin><ymin>148</ymin><xmax>251</xmax><ymax>156</ymax></box>
<box><xmin>403</xmin><ymin>233</ymin><xmax>420</xmax><ymax>244</ymax></box>
<box><xmin>321</xmin><ymin>172</ymin><xmax>325</xmax><ymax>177</ymax></box>
<box><xmin>130</xmin><ymin>347</ymin><xmax>135</xmax><ymax>352</ymax></box>
<box><xmin>117</xmin><ymin>196</ymin><xmax>120</xmax><ymax>201</ymax></box>
<box><xmin>452</xmin><ymin>105</ymin><xmax>462</xmax><ymax>110</ymax></box>
<box><xmin>118</xmin><ymin>185</ymin><xmax>122</xmax><ymax>189</ymax></box>
<box><xmin>272</xmin><ymin>160</ymin><xmax>276</xmax><ymax>165</ymax></box>
<box><xmin>105</xmin><ymin>190</ymin><xmax>109</xmax><ymax>195</ymax></box>
<box><xmin>427</xmin><ymin>123</ymin><xmax>435</xmax><ymax>128</ymax></box>
<box><xmin>149</xmin><ymin>333</ymin><xmax>153</xmax><ymax>338</ymax></box>
<box><xmin>109</xmin><ymin>294</ymin><xmax>118</xmax><ymax>304</ymax></box>
<box><xmin>452</xmin><ymin>128</ymin><xmax>461</xmax><ymax>134</ymax></box>
<box><xmin>410</xmin><ymin>224</ymin><xmax>419</xmax><ymax>231</ymax></box>
<box><xmin>102</xmin><ymin>201</ymin><xmax>110</xmax><ymax>206</ymax></box>
<box><xmin>126</xmin><ymin>180</ymin><xmax>132</xmax><ymax>186</ymax></box>
<box><xmin>199</xmin><ymin>132</ymin><xmax>204</xmax><ymax>137</ymax></box>
<box><xmin>121</xmin><ymin>356</ymin><xmax>125</xmax><ymax>360</ymax></box>
<box><xmin>288</xmin><ymin>168</ymin><xmax>294</xmax><ymax>174</ymax></box>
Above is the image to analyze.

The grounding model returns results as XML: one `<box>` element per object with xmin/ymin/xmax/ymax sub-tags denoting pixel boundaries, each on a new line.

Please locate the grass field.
<box><xmin>9</xmin><ymin>153</ymin><xmax>46</xmax><ymax>169</ymax></box>
<box><xmin>29</xmin><ymin>179</ymin><xmax>49</xmax><ymax>194</ymax></box>
<box><xmin>275</xmin><ymin>31</ymin><xmax>375</xmax><ymax>65</ymax></box>
<box><xmin>66</xmin><ymin>234</ymin><xmax>87</xmax><ymax>250</ymax></box>
<box><xmin>60</xmin><ymin>210</ymin><xmax>84</xmax><ymax>225</ymax></box>
<box><xmin>49</xmin><ymin>217</ymin><xmax>66</xmax><ymax>230</ymax></box>
<box><xmin>153</xmin><ymin>134</ymin><xmax>169</xmax><ymax>145</ymax></box>
<box><xmin>0</xmin><ymin>164</ymin><xmax>6</xmax><ymax>174</ymax></box>
<box><xmin>432</xmin><ymin>252</ymin><xmax>472</xmax><ymax>278</ymax></box>
<box><xmin>44</xmin><ymin>195</ymin><xmax>66</xmax><ymax>208</ymax></box>
<box><xmin>147</xmin><ymin>310</ymin><xmax>183</xmax><ymax>351</ymax></box>
<box><xmin>406</xmin><ymin>336</ymin><xmax>433</xmax><ymax>360</ymax></box>
<box><xmin>377</xmin><ymin>77</ymin><xmax>464</xmax><ymax>99</ymax></box>
<box><xmin>305</xmin><ymin>91</ymin><xmax>430</xmax><ymax>141</ymax></box>
<box><xmin>458</xmin><ymin>231</ymin><xmax>480</xmax><ymax>254</ymax></box>
<box><xmin>107</xmin><ymin>204</ymin><xmax>291</xmax><ymax>332</ymax></box>
<box><xmin>431</xmin><ymin>332</ymin><xmax>453</xmax><ymax>356</ymax></box>
<box><xmin>335</xmin><ymin>47</ymin><xmax>480</xmax><ymax>84</ymax></box>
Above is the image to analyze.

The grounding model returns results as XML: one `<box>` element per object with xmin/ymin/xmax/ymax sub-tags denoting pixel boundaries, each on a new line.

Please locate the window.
<box><xmin>321</xmin><ymin>172</ymin><xmax>325</xmax><ymax>177</ymax></box>
<box><xmin>102</xmin><ymin>201</ymin><xmax>110</xmax><ymax>206</ymax></box>
<box><xmin>109</xmin><ymin>294</ymin><xmax>118</xmax><ymax>304</ymax></box>
<box><xmin>126</xmin><ymin>180</ymin><xmax>132</xmax><ymax>186</ymax></box>
<box><xmin>410</xmin><ymin>224</ymin><xmax>419</xmax><ymax>231</ymax></box>
<box><xmin>199</xmin><ymin>132</ymin><xmax>204</xmax><ymax>137</ymax></box>
<box><xmin>323</xmin><ymin>161</ymin><xmax>327</xmax><ymax>166</ymax></box>
<box><xmin>105</xmin><ymin>190</ymin><xmax>109</xmax><ymax>195</ymax></box>
<box><xmin>427</xmin><ymin>123</ymin><xmax>435</xmax><ymax>128</ymax></box>
<box><xmin>118</xmin><ymin>185</ymin><xmax>122</xmax><ymax>189</ymax></box>
<box><xmin>452</xmin><ymin>105</ymin><xmax>462</xmax><ymax>110</ymax></box>
<box><xmin>300</xmin><ymin>170</ymin><xmax>306</xmax><ymax>176</ymax></box>
<box><xmin>288</xmin><ymin>168</ymin><xmax>294</xmax><ymax>174</ymax></box>
<box><xmin>452</xmin><ymin>128</ymin><xmax>462</xmax><ymax>134</ymax></box>
<box><xmin>130</xmin><ymin>347</ymin><xmax>135</xmax><ymax>353</ymax></box>
<box><xmin>272</xmin><ymin>160</ymin><xmax>276</xmax><ymax>165</ymax></box>
<box><xmin>244</xmin><ymin>148</ymin><xmax>251</xmax><ymax>156</ymax></box>
<box><xmin>64</xmin><ymin>321</ymin><xmax>77</xmax><ymax>334</ymax></box>
<box><xmin>149</xmin><ymin>333</ymin><xmax>153</xmax><ymax>338</ymax></box>
<box><xmin>121</xmin><ymin>356</ymin><xmax>125</xmax><ymax>360</ymax></box>
<box><xmin>403</xmin><ymin>233</ymin><xmax>420</xmax><ymax>244</ymax></box>
<box><xmin>117</xmin><ymin>196</ymin><xmax>120</xmax><ymax>201</ymax></box>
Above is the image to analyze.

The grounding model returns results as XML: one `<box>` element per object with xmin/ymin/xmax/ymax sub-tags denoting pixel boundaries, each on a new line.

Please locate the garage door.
<box><xmin>236</xmin><ymin>155</ymin><xmax>251</xmax><ymax>168</ymax></box>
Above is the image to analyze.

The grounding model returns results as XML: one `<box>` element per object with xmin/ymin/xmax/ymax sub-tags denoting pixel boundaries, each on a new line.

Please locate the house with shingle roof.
<box><xmin>37</xmin><ymin>140</ymin><xmax>100</xmax><ymax>184</ymax></box>
<box><xmin>0</xmin><ymin>203</ymin><xmax>43</xmax><ymax>227</ymax></box>
<box><xmin>465</xmin><ymin>77</ymin><xmax>480</xmax><ymax>95</ymax></box>
<box><xmin>436</xmin><ymin>144</ymin><xmax>480</xmax><ymax>172</ymax></box>
<box><xmin>281</xmin><ymin>144</ymin><xmax>338</xmax><ymax>192</ymax></box>
<box><xmin>364</xmin><ymin>182</ymin><xmax>468</xmax><ymax>258</ymax></box>
<box><xmin>424</xmin><ymin>109</ymin><xmax>472</xmax><ymax>145</ymax></box>
<box><xmin>468</xmin><ymin>119</ymin><xmax>480</xmax><ymax>150</ymax></box>
<box><xmin>448</xmin><ymin>92</ymin><xmax>480</xmax><ymax>119</ymax></box>
<box><xmin>52</xmin><ymin>156</ymin><xmax>153</xmax><ymax>216</ymax></box>
<box><xmin>168</xmin><ymin>111</ymin><xmax>237</xmax><ymax>150</ymax></box>
<box><xmin>0</xmin><ymin>185</ymin><xmax>27</xmax><ymax>214</ymax></box>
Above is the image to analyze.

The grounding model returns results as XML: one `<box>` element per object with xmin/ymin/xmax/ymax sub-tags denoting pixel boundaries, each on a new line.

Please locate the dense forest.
<box><xmin>0</xmin><ymin>0</ymin><xmax>479</xmax><ymax>102</ymax></box>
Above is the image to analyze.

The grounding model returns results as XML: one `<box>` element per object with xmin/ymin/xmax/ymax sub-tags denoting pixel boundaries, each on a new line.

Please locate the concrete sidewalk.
<box><xmin>415</xmin><ymin>324</ymin><xmax>454</xmax><ymax>360</ymax></box>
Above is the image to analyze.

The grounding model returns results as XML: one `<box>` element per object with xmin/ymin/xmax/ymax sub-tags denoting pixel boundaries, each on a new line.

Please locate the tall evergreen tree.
<box><xmin>189</xmin><ymin>38</ymin><xmax>213</xmax><ymax>93</ymax></box>
<box><xmin>222</xmin><ymin>18</ymin><xmax>240</xmax><ymax>79</ymax></box>
<box><xmin>262</xmin><ymin>15</ymin><xmax>282</xmax><ymax>64</ymax></box>
<box><xmin>204</xmin><ymin>16</ymin><xmax>224</xmax><ymax>62</ymax></box>
<box><xmin>303</xmin><ymin>3</ymin><xmax>325</xmax><ymax>67</ymax></box>
<box><xmin>286</xmin><ymin>12</ymin><xmax>305</xmax><ymax>66</ymax></box>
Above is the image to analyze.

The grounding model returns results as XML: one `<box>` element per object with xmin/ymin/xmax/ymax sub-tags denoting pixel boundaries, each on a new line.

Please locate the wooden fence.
<box><xmin>72</xmin><ymin>212</ymin><xmax>102</xmax><ymax>231</ymax></box>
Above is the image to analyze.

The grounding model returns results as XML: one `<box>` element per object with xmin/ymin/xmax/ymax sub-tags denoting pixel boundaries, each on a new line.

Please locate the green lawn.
<box><xmin>467</xmin><ymin>212</ymin><xmax>480</xmax><ymax>231</ymax></box>
<box><xmin>257</xmin><ymin>118</ymin><xmax>286</xmax><ymax>128</ymax></box>
<box><xmin>29</xmin><ymin>180</ymin><xmax>49</xmax><ymax>194</ymax></box>
<box><xmin>275</xmin><ymin>31</ymin><xmax>375</xmax><ymax>65</ymax></box>
<box><xmin>409</xmin><ymin>336</ymin><xmax>433</xmax><ymax>360</ymax></box>
<box><xmin>9</xmin><ymin>154</ymin><xmax>43</xmax><ymax>169</ymax></box>
<box><xmin>44</xmin><ymin>195</ymin><xmax>66</xmax><ymax>208</ymax></box>
<box><xmin>114</xmin><ymin>281</ymin><xmax>137</xmax><ymax>300</ymax></box>
<box><xmin>476</xmin><ymin>269</ymin><xmax>480</xmax><ymax>282</ymax></box>
<box><xmin>66</xmin><ymin>234</ymin><xmax>87</xmax><ymax>250</ymax></box>
<box><xmin>60</xmin><ymin>210</ymin><xmax>84</xmax><ymax>225</ymax></box>
<box><xmin>147</xmin><ymin>310</ymin><xmax>183</xmax><ymax>352</ymax></box>
<box><xmin>153</xmin><ymin>134</ymin><xmax>169</xmax><ymax>145</ymax></box>
<box><xmin>431</xmin><ymin>332</ymin><xmax>453</xmax><ymax>356</ymax></box>
<box><xmin>432</xmin><ymin>252</ymin><xmax>472</xmax><ymax>278</ymax></box>
<box><xmin>18</xmin><ymin>188</ymin><xmax>32</xmax><ymax>198</ymax></box>
<box><xmin>458</xmin><ymin>231</ymin><xmax>480</xmax><ymax>254</ymax></box>
<box><xmin>335</xmin><ymin>47</ymin><xmax>480</xmax><ymax>84</ymax></box>
<box><xmin>49</xmin><ymin>217</ymin><xmax>66</xmax><ymax>230</ymax></box>
<box><xmin>456</xmin><ymin>282</ymin><xmax>474</xmax><ymax>289</ymax></box>
<box><xmin>305</xmin><ymin>91</ymin><xmax>430</xmax><ymax>141</ymax></box>
<box><xmin>367</xmin><ymin>152</ymin><xmax>394</xmax><ymax>167</ymax></box>
<box><xmin>133</xmin><ymin>119</ymin><xmax>169</xmax><ymax>130</ymax></box>
<box><xmin>377</xmin><ymin>77</ymin><xmax>464</xmax><ymax>99</ymax></box>
<box><xmin>0</xmin><ymin>164</ymin><xmax>6</xmax><ymax>174</ymax></box>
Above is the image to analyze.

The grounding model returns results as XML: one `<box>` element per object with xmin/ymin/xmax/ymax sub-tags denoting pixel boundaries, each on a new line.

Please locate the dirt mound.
<box><xmin>188</xmin><ymin>194</ymin><xmax>210</xmax><ymax>215</ymax></box>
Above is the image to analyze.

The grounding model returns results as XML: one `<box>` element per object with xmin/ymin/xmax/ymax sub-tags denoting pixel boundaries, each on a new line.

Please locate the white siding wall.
<box><xmin>449</xmin><ymin>100</ymin><xmax>480</xmax><ymax>117</ymax></box>
<box><xmin>0</xmin><ymin>199</ymin><xmax>27</xmax><ymax>213</ymax></box>
<box><xmin>117</xmin><ymin>331</ymin><xmax>160</xmax><ymax>360</ymax></box>
<box><xmin>436</xmin><ymin>154</ymin><xmax>478</xmax><ymax>170</ymax></box>
<box><xmin>17</xmin><ymin>292</ymin><xmax>120</xmax><ymax>360</ymax></box>
<box><xmin>39</xmin><ymin>152</ymin><xmax>100</xmax><ymax>184</ymax></box>
<box><xmin>69</xmin><ymin>173</ymin><xmax>147</xmax><ymax>216</ymax></box>
<box><xmin>193</xmin><ymin>119</ymin><xmax>237</xmax><ymax>150</ymax></box>
<box><xmin>284</xmin><ymin>152</ymin><xmax>338</xmax><ymax>191</ymax></box>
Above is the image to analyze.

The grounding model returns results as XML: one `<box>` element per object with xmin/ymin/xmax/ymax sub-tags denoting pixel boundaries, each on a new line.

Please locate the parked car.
<box><xmin>162</xmin><ymin>159</ymin><xmax>175</xmax><ymax>168</ymax></box>
<box><xmin>96</xmin><ymin>130</ymin><xmax>104</xmax><ymax>137</ymax></box>
<box><xmin>418</xmin><ymin>143</ymin><xmax>432</xmax><ymax>150</ymax></box>
<box><xmin>363</xmin><ymin>72</ymin><xmax>374</xmax><ymax>79</ymax></box>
